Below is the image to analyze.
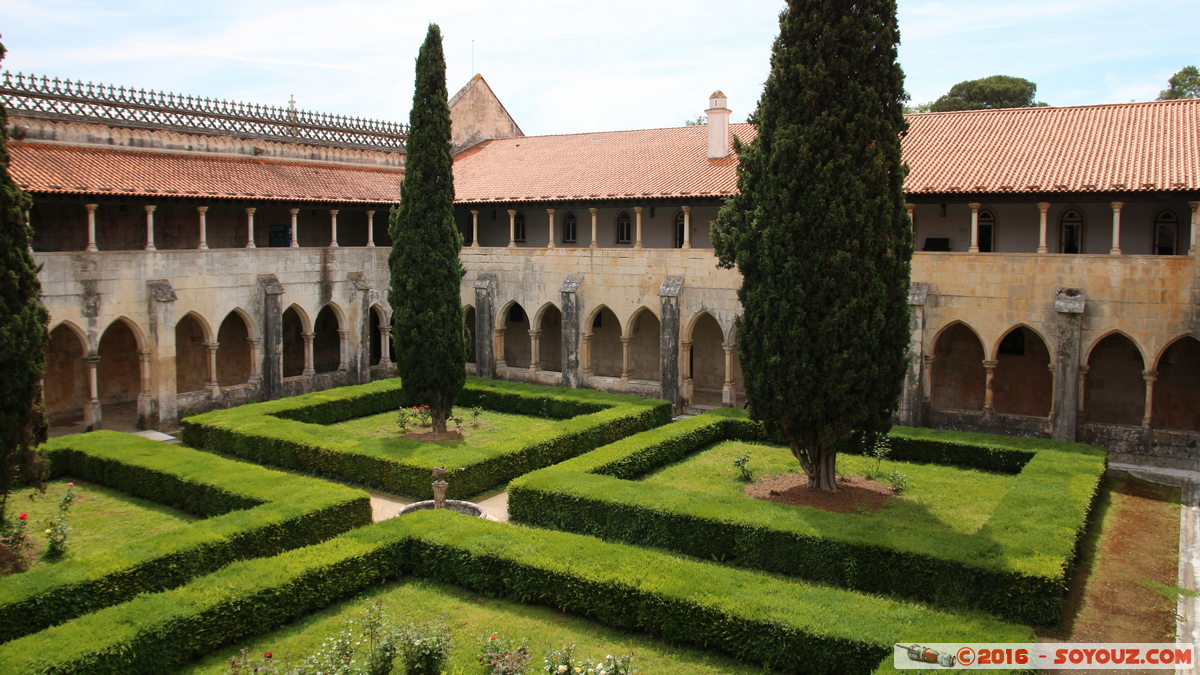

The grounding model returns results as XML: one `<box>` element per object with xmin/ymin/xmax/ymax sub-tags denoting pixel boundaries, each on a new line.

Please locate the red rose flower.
<box><xmin>18</xmin><ymin>513</ymin><xmax>27</xmax><ymax>520</ymax></box>
<box><xmin>264</xmin><ymin>653</ymin><xmax>272</xmax><ymax>659</ymax></box>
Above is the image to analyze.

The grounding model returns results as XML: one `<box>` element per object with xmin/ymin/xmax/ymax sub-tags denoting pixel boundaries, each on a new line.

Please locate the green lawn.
<box><xmin>179</xmin><ymin>577</ymin><xmax>762</xmax><ymax>675</ymax></box>
<box><xmin>9</xmin><ymin>477</ymin><xmax>200</xmax><ymax>568</ymax></box>
<box><xmin>331</xmin><ymin>409</ymin><xmax>561</xmax><ymax>450</ymax></box>
<box><xmin>641</xmin><ymin>440</ymin><xmax>1016</xmax><ymax>535</ymax></box>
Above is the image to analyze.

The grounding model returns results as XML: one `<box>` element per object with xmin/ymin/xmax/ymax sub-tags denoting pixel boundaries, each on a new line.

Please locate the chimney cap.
<box><xmin>710</xmin><ymin>90</ymin><xmax>725</xmax><ymax>98</ymax></box>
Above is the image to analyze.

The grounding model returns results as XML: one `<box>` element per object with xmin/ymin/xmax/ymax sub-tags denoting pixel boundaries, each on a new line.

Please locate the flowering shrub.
<box><xmin>542</xmin><ymin>644</ymin><xmax>636</xmax><ymax>675</ymax></box>
<box><xmin>396</xmin><ymin>615</ymin><xmax>452</xmax><ymax>674</ymax></box>
<box><xmin>477</xmin><ymin>631</ymin><xmax>531</xmax><ymax>674</ymax></box>
<box><xmin>225</xmin><ymin>648</ymin><xmax>292</xmax><ymax>674</ymax></box>
<box><xmin>42</xmin><ymin>483</ymin><xmax>76</xmax><ymax>560</ymax></box>
<box><xmin>0</xmin><ymin>513</ymin><xmax>33</xmax><ymax>574</ymax></box>
<box><xmin>398</xmin><ymin>405</ymin><xmax>434</xmax><ymax>432</ymax></box>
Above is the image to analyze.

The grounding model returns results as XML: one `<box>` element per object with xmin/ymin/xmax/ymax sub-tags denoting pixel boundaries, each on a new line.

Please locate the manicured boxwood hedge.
<box><xmin>0</xmin><ymin>431</ymin><xmax>371</xmax><ymax>644</ymax></box>
<box><xmin>0</xmin><ymin>511</ymin><xmax>1033</xmax><ymax>675</ymax></box>
<box><xmin>508</xmin><ymin>409</ymin><xmax>1107</xmax><ymax>626</ymax></box>
<box><xmin>182</xmin><ymin>377</ymin><xmax>672</xmax><ymax>499</ymax></box>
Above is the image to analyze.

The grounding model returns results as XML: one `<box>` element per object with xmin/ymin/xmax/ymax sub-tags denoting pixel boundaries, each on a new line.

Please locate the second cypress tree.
<box><xmin>388</xmin><ymin>24</ymin><xmax>465</xmax><ymax>434</ymax></box>
<box><xmin>712</xmin><ymin>0</ymin><xmax>913</xmax><ymax>491</ymax></box>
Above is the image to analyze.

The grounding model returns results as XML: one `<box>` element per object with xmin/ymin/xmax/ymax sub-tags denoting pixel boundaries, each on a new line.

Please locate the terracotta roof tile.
<box><xmin>8</xmin><ymin>143</ymin><xmax>403</xmax><ymax>203</ymax></box>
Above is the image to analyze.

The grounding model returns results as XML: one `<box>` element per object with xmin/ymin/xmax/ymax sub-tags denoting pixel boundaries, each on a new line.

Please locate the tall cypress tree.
<box><xmin>712</xmin><ymin>0</ymin><xmax>912</xmax><ymax>491</ymax></box>
<box><xmin>388</xmin><ymin>24</ymin><xmax>465</xmax><ymax>434</ymax></box>
<box><xmin>0</xmin><ymin>40</ymin><xmax>49</xmax><ymax>518</ymax></box>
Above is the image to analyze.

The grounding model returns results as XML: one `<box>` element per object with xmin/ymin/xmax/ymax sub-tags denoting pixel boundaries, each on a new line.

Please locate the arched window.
<box><xmin>1060</xmin><ymin>209</ymin><xmax>1083</xmax><ymax>254</ymax></box>
<box><xmin>675</xmin><ymin>211</ymin><xmax>686</xmax><ymax>248</ymax></box>
<box><xmin>1154</xmin><ymin>210</ymin><xmax>1179</xmax><ymax>255</ymax></box>
<box><xmin>562</xmin><ymin>212</ymin><xmax>577</xmax><ymax>244</ymax></box>
<box><xmin>514</xmin><ymin>212</ymin><xmax>526</xmax><ymax>243</ymax></box>
<box><xmin>616</xmin><ymin>211</ymin><xmax>632</xmax><ymax>244</ymax></box>
<box><xmin>977</xmin><ymin>209</ymin><xmax>995</xmax><ymax>253</ymax></box>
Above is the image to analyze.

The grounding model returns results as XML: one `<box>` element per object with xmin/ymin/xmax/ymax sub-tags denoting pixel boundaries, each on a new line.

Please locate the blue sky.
<box><xmin>1</xmin><ymin>0</ymin><xmax>1194</xmax><ymax>136</ymax></box>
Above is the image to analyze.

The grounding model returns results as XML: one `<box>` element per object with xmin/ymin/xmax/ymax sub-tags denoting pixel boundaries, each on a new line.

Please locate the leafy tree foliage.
<box><xmin>0</xmin><ymin>41</ymin><xmax>48</xmax><ymax>520</ymax></box>
<box><xmin>712</xmin><ymin>0</ymin><xmax>913</xmax><ymax>491</ymax></box>
<box><xmin>1158</xmin><ymin>66</ymin><xmax>1200</xmax><ymax>100</ymax></box>
<box><xmin>388</xmin><ymin>24</ymin><xmax>465</xmax><ymax>434</ymax></box>
<box><xmin>929</xmin><ymin>75</ymin><xmax>1045</xmax><ymax>111</ymax></box>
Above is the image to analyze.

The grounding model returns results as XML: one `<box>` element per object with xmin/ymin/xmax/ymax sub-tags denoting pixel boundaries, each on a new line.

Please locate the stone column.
<box><xmin>1189</xmin><ymin>201</ymin><xmax>1198</xmax><ymax>256</ymax></box>
<box><xmin>137</xmin><ymin>349</ymin><xmax>153</xmax><ymax>429</ymax></box>
<box><xmin>619</xmin><ymin>336</ymin><xmax>632</xmax><ymax>382</ymax></box>
<box><xmin>329</xmin><ymin>209</ymin><xmax>339</xmax><ymax>248</ymax></box>
<box><xmin>923</xmin><ymin>355</ymin><xmax>935</xmax><ymax>404</ymax></box>
<box><xmin>528</xmin><ymin>329</ymin><xmax>542</xmax><ymax>372</ymax></box>
<box><xmin>1109</xmin><ymin>201</ymin><xmax>1123</xmax><ymax>255</ymax></box>
<box><xmin>898</xmin><ymin>282</ymin><xmax>929</xmax><ymax>427</ymax></box>
<box><xmin>507</xmin><ymin>210</ymin><xmax>517</xmax><ymax>248</ymax></box>
<box><xmin>680</xmin><ymin>339</ymin><xmax>694</xmax><ymax>403</ymax></box>
<box><xmin>146</xmin><ymin>279</ymin><xmax>178</xmax><ymax>427</ymax></box>
<box><xmin>681</xmin><ymin>205</ymin><xmax>692</xmax><ymax>249</ymax></box>
<box><xmin>1077</xmin><ymin>365</ymin><xmax>1089</xmax><ymax>414</ymax></box>
<box><xmin>982</xmin><ymin>359</ymin><xmax>998</xmax><ymax>415</ymax></box>
<box><xmin>470</xmin><ymin>210</ymin><xmax>479</xmax><ymax>248</ymax></box>
<box><xmin>301</xmin><ymin>332</ymin><xmax>316</xmax><ymax>377</ymax></box>
<box><xmin>580</xmin><ymin>331</ymin><xmax>594</xmax><ymax>377</ymax></box>
<box><xmin>1047</xmin><ymin>362</ymin><xmax>1056</xmax><ymax>418</ymax></box>
<box><xmin>722</xmin><ymin>343</ymin><xmax>736</xmax><ymax>407</ymax></box>
<box><xmin>84</xmin><ymin>355</ymin><xmax>102</xmax><ymax>429</ymax></box>
<box><xmin>559</xmin><ymin>274</ymin><xmax>583</xmax><ymax>388</ymax></box>
<box><xmin>245</xmin><ymin>207</ymin><xmax>257</xmax><ymax>248</ymax></box>
<box><xmin>378</xmin><ymin>326</ymin><xmax>392</xmax><ymax>368</ymax></box>
<box><xmin>546</xmin><ymin>209</ymin><xmax>556</xmax><ymax>249</ymax></box>
<box><xmin>968</xmin><ymin>202</ymin><xmax>981</xmax><ymax>253</ymax></box>
<box><xmin>197</xmin><ymin>206</ymin><xmax>209</xmax><ymax>250</ymax></box>
<box><xmin>289</xmin><ymin>208</ymin><xmax>300</xmax><ymax>248</ymax></box>
<box><xmin>1051</xmin><ymin>288</ymin><xmax>1086</xmax><ymax>441</ymax></box>
<box><xmin>247</xmin><ymin>339</ymin><xmax>262</xmax><ymax>386</ymax></box>
<box><xmin>205</xmin><ymin>342</ymin><xmax>221</xmax><ymax>399</ymax></box>
<box><xmin>589</xmin><ymin>208</ymin><xmax>598</xmax><ymax>248</ymax></box>
<box><xmin>144</xmin><ymin>205</ymin><xmax>157</xmax><ymax>251</ymax></box>
<box><xmin>337</xmin><ymin>329</ymin><xmax>350</xmax><ymax>371</ymax></box>
<box><xmin>1037</xmin><ymin>202</ymin><xmax>1050</xmax><ymax>253</ymax></box>
<box><xmin>85</xmin><ymin>203</ymin><xmax>98</xmax><ymax>252</ymax></box>
<box><xmin>1142</xmin><ymin>370</ymin><xmax>1158</xmax><ymax>428</ymax></box>
<box><xmin>258</xmin><ymin>274</ymin><xmax>286</xmax><ymax>400</ymax></box>
<box><xmin>634</xmin><ymin>206</ymin><xmax>644</xmax><ymax>249</ymax></box>
<box><xmin>367</xmin><ymin>210</ymin><xmax>376</xmax><ymax>247</ymax></box>
<box><xmin>473</xmin><ymin>273</ymin><xmax>497</xmax><ymax>378</ymax></box>
<box><xmin>494</xmin><ymin>327</ymin><xmax>508</xmax><ymax>369</ymax></box>
<box><xmin>658</xmin><ymin>276</ymin><xmax>683</xmax><ymax>408</ymax></box>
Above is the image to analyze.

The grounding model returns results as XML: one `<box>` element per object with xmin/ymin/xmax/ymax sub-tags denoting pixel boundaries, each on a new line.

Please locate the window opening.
<box><xmin>1154</xmin><ymin>210</ymin><xmax>1178</xmax><ymax>255</ymax></box>
<box><xmin>675</xmin><ymin>211</ymin><xmax>686</xmax><ymax>248</ymax></box>
<box><xmin>999</xmin><ymin>329</ymin><xmax>1026</xmax><ymax>356</ymax></box>
<box><xmin>978</xmin><ymin>209</ymin><xmax>995</xmax><ymax>253</ymax></box>
<box><xmin>617</xmin><ymin>211</ymin><xmax>632</xmax><ymax>244</ymax></box>
<box><xmin>1060</xmin><ymin>209</ymin><xmax>1083</xmax><ymax>254</ymax></box>
<box><xmin>514</xmin><ymin>212</ymin><xmax>526</xmax><ymax>243</ymax></box>
<box><xmin>562</xmin><ymin>212</ymin><xmax>577</xmax><ymax>243</ymax></box>
<box><xmin>508</xmin><ymin>305</ymin><xmax>524</xmax><ymax>323</ymax></box>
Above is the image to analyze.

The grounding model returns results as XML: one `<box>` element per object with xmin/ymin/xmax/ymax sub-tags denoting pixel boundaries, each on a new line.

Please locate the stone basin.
<box><xmin>395</xmin><ymin>499</ymin><xmax>498</xmax><ymax>521</ymax></box>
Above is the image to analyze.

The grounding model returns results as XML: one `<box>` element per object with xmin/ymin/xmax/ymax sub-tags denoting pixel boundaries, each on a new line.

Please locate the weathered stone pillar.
<box><xmin>247</xmin><ymin>339</ymin><xmax>262</xmax><ymax>386</ymax></box>
<box><xmin>722</xmin><ymin>343</ymin><xmax>736</xmax><ymax>407</ymax></box>
<box><xmin>1189</xmin><ymin>201</ymin><xmax>1198</xmax><ymax>256</ymax></box>
<box><xmin>634</xmin><ymin>206</ymin><xmax>644</xmax><ymax>249</ymax></box>
<box><xmin>1047</xmin><ymin>362</ymin><xmax>1056</xmax><ymax>418</ymax></box>
<box><xmin>245</xmin><ymin>207</ymin><xmax>257</xmax><ymax>248</ymax></box>
<box><xmin>680</xmin><ymin>339</ymin><xmax>693</xmax><ymax>403</ymax></box>
<box><xmin>1052</xmin><ymin>288</ymin><xmax>1086</xmax><ymax>441</ymax></box>
<box><xmin>546</xmin><ymin>209</ymin><xmax>556</xmax><ymax>249</ymax></box>
<box><xmin>378</xmin><ymin>326</ymin><xmax>392</xmax><ymax>367</ymax></box>
<box><xmin>350</xmin><ymin>273</ymin><xmax>371</xmax><ymax>383</ymax></box>
<box><xmin>559</xmin><ymin>275</ymin><xmax>583</xmax><ymax>388</ymax></box>
<box><xmin>470</xmin><ymin>210</ymin><xmax>479</xmax><ymax>248</ymax></box>
<box><xmin>982</xmin><ymin>360</ymin><xmax>998</xmax><ymax>415</ymax></box>
<box><xmin>580</xmin><ymin>331</ymin><xmax>593</xmax><ymax>377</ymax></box>
<box><xmin>258</xmin><ymin>274</ymin><xmax>286</xmax><ymax>400</ymax></box>
<box><xmin>84</xmin><ymin>355</ymin><xmax>102</xmax><ymax>429</ymax></box>
<box><xmin>289</xmin><ymin>208</ymin><xmax>300</xmax><ymax>248</ymax></box>
<box><xmin>1037</xmin><ymin>202</ymin><xmax>1050</xmax><ymax>253</ymax></box>
<box><xmin>1109</xmin><ymin>201</ymin><xmax>1123</xmax><ymax>255</ymax></box>
<box><xmin>473</xmin><ymin>272</ymin><xmax>497</xmax><ymax>378</ymax></box>
<box><xmin>589</xmin><ymin>208</ymin><xmax>598</xmax><ymax>249</ymax></box>
<box><xmin>494</xmin><ymin>328</ymin><xmax>507</xmax><ymax>369</ymax></box>
<box><xmin>367</xmin><ymin>210</ymin><xmax>376</xmax><ymax>248</ymax></box>
<box><xmin>137</xmin><ymin>349</ymin><xmax>152</xmax><ymax>429</ymax></box>
<box><xmin>337</xmin><ymin>329</ymin><xmax>350</xmax><ymax>371</ymax></box>
<box><xmin>144</xmin><ymin>205</ymin><xmax>156</xmax><ymax>251</ymax></box>
<box><xmin>85</xmin><ymin>203</ymin><xmax>98</xmax><ymax>252</ymax></box>
<box><xmin>923</xmin><ymin>355</ymin><xmax>935</xmax><ymax>404</ymax></box>
<box><xmin>507</xmin><ymin>210</ymin><xmax>517</xmax><ymax>248</ymax></box>
<box><xmin>658</xmin><ymin>276</ymin><xmax>683</xmax><ymax>408</ymax></box>
<box><xmin>205</xmin><ymin>342</ymin><xmax>221</xmax><ymax>399</ymax></box>
<box><xmin>197</xmin><ymin>206</ymin><xmax>209</xmax><ymax>250</ymax></box>
<box><xmin>528</xmin><ymin>329</ymin><xmax>542</xmax><ymax>372</ymax></box>
<box><xmin>681</xmin><ymin>206</ymin><xmax>692</xmax><ymax>249</ymax></box>
<box><xmin>301</xmin><ymin>332</ymin><xmax>316</xmax><ymax>377</ymax></box>
<box><xmin>146</xmin><ymin>279</ymin><xmax>178</xmax><ymax>427</ymax></box>
<box><xmin>898</xmin><ymin>282</ymin><xmax>929</xmax><ymax>427</ymax></box>
<box><xmin>619</xmin><ymin>336</ymin><xmax>632</xmax><ymax>382</ymax></box>
<box><xmin>968</xmin><ymin>202</ymin><xmax>981</xmax><ymax>253</ymax></box>
<box><xmin>329</xmin><ymin>209</ymin><xmax>340</xmax><ymax>248</ymax></box>
<box><xmin>1142</xmin><ymin>370</ymin><xmax>1158</xmax><ymax>428</ymax></box>
<box><xmin>1077</xmin><ymin>365</ymin><xmax>1089</xmax><ymax>414</ymax></box>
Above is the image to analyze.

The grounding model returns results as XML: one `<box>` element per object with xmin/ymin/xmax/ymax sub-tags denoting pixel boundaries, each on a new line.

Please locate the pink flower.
<box><xmin>264</xmin><ymin>653</ymin><xmax>272</xmax><ymax>659</ymax></box>
<box><xmin>67</xmin><ymin>482</ymin><xmax>74</xmax><ymax>487</ymax></box>
<box><xmin>18</xmin><ymin>513</ymin><xmax>27</xmax><ymax>520</ymax></box>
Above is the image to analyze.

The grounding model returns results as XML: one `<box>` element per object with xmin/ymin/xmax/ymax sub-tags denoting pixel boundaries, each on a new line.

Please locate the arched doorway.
<box><xmin>45</xmin><ymin>324</ymin><xmax>88</xmax><ymax>423</ymax></box>
<box><xmin>992</xmin><ymin>326</ymin><xmax>1052</xmax><ymax>417</ymax></box>
<box><xmin>464</xmin><ymin>307</ymin><xmax>477</xmax><ymax>364</ymax></box>
<box><xmin>98</xmin><ymin>320</ymin><xmax>141</xmax><ymax>408</ymax></box>
<box><xmin>628</xmin><ymin>309</ymin><xmax>660</xmax><ymax>381</ymax></box>
<box><xmin>930</xmin><ymin>323</ymin><xmax>985</xmax><ymax>410</ymax></box>
<box><xmin>503</xmin><ymin>303</ymin><xmax>530</xmax><ymax>369</ymax></box>
<box><xmin>175</xmin><ymin>313</ymin><xmax>210</xmax><ymax>393</ymax></box>
<box><xmin>589</xmin><ymin>307</ymin><xmax>622</xmax><ymax>377</ymax></box>
<box><xmin>537</xmin><ymin>304</ymin><xmax>562</xmax><ymax>372</ymax></box>
<box><xmin>313</xmin><ymin>305</ymin><xmax>342</xmax><ymax>373</ymax></box>
<box><xmin>1152</xmin><ymin>336</ymin><xmax>1200</xmax><ymax>431</ymax></box>
<box><xmin>690</xmin><ymin>313</ymin><xmax>725</xmax><ymax>406</ymax></box>
<box><xmin>217</xmin><ymin>311</ymin><xmax>252</xmax><ymax>387</ymax></box>
<box><xmin>282</xmin><ymin>306</ymin><xmax>306</xmax><ymax>377</ymax></box>
<box><xmin>1085</xmin><ymin>333</ymin><xmax>1145</xmax><ymax>426</ymax></box>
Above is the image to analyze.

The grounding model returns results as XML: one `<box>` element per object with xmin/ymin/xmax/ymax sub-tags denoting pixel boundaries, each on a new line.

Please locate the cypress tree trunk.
<box><xmin>388</xmin><ymin>25</ymin><xmax>465</xmax><ymax>435</ymax></box>
<box><xmin>0</xmin><ymin>41</ymin><xmax>49</xmax><ymax>519</ymax></box>
<box><xmin>712</xmin><ymin>0</ymin><xmax>913</xmax><ymax>491</ymax></box>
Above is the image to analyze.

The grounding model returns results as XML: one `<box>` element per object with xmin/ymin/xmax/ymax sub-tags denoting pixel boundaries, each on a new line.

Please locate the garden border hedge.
<box><xmin>507</xmin><ymin>409</ymin><xmax>1107</xmax><ymax>626</ymax></box>
<box><xmin>0</xmin><ymin>431</ymin><xmax>371</xmax><ymax>644</ymax></box>
<box><xmin>0</xmin><ymin>511</ymin><xmax>1033</xmax><ymax>675</ymax></box>
<box><xmin>182</xmin><ymin>377</ymin><xmax>672</xmax><ymax>498</ymax></box>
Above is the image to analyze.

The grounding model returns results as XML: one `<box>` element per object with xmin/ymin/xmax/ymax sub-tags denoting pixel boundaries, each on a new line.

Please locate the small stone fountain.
<box><xmin>395</xmin><ymin>466</ymin><xmax>494</xmax><ymax>519</ymax></box>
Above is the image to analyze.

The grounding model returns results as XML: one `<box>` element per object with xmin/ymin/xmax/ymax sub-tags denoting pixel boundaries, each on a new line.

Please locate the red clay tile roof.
<box><xmin>902</xmin><ymin>99</ymin><xmax>1200</xmax><ymax>194</ymax></box>
<box><xmin>8</xmin><ymin>143</ymin><xmax>403</xmax><ymax>203</ymax></box>
<box><xmin>452</xmin><ymin>123</ymin><xmax>757</xmax><ymax>203</ymax></box>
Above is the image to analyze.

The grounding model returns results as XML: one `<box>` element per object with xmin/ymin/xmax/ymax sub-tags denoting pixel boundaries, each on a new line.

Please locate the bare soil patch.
<box><xmin>401</xmin><ymin>429</ymin><xmax>463</xmax><ymax>442</ymax></box>
<box><xmin>745</xmin><ymin>473</ymin><xmax>895</xmax><ymax>513</ymax></box>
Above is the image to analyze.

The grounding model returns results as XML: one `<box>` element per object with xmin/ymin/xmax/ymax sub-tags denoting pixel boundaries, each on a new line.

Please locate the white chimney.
<box><xmin>705</xmin><ymin>90</ymin><xmax>730</xmax><ymax>159</ymax></box>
